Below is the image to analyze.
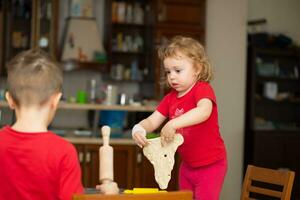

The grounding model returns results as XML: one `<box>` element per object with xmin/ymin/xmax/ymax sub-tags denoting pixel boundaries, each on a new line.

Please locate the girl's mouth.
<box><xmin>172</xmin><ymin>83</ymin><xmax>179</xmax><ymax>88</ymax></box>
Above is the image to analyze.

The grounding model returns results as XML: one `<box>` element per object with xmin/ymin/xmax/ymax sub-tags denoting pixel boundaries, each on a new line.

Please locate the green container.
<box><xmin>146</xmin><ymin>133</ymin><xmax>160</xmax><ymax>139</ymax></box>
<box><xmin>76</xmin><ymin>90</ymin><xmax>87</xmax><ymax>104</ymax></box>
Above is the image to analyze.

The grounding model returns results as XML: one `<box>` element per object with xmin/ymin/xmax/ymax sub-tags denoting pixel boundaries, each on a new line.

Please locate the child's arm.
<box><xmin>161</xmin><ymin>98</ymin><xmax>213</xmax><ymax>144</ymax></box>
<box><xmin>132</xmin><ymin>111</ymin><xmax>166</xmax><ymax>148</ymax></box>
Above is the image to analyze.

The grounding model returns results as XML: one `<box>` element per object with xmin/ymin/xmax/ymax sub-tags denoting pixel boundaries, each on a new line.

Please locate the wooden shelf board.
<box><xmin>0</xmin><ymin>100</ymin><xmax>156</xmax><ymax>112</ymax></box>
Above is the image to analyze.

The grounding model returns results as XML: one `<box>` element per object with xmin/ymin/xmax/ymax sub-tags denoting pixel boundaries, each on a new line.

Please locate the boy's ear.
<box><xmin>50</xmin><ymin>92</ymin><xmax>62</xmax><ymax>109</ymax></box>
<box><xmin>5</xmin><ymin>92</ymin><xmax>16</xmax><ymax>110</ymax></box>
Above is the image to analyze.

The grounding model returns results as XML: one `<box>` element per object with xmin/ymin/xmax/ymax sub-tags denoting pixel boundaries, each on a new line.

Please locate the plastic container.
<box><xmin>99</xmin><ymin>110</ymin><xmax>127</xmax><ymax>137</ymax></box>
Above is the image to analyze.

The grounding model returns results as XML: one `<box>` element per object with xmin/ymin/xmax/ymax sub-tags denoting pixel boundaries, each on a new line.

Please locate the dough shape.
<box><xmin>143</xmin><ymin>134</ymin><xmax>184</xmax><ymax>189</ymax></box>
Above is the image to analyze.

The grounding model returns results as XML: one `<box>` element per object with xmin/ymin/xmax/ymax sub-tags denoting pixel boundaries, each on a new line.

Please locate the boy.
<box><xmin>0</xmin><ymin>49</ymin><xmax>83</xmax><ymax>200</ymax></box>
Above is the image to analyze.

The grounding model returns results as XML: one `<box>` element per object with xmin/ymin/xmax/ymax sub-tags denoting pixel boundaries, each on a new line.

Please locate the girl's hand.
<box><xmin>132</xmin><ymin>124</ymin><xmax>148</xmax><ymax>148</ymax></box>
<box><xmin>160</xmin><ymin>121</ymin><xmax>176</xmax><ymax>146</ymax></box>
<box><xmin>132</xmin><ymin>131</ymin><xmax>148</xmax><ymax>148</ymax></box>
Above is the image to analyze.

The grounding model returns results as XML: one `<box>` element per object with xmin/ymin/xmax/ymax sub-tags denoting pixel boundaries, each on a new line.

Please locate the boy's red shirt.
<box><xmin>157</xmin><ymin>81</ymin><xmax>226</xmax><ymax>167</ymax></box>
<box><xmin>0</xmin><ymin>126</ymin><xmax>83</xmax><ymax>200</ymax></box>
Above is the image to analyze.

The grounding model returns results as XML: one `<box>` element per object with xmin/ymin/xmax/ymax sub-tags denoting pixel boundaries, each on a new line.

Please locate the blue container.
<box><xmin>99</xmin><ymin>110</ymin><xmax>127</xmax><ymax>138</ymax></box>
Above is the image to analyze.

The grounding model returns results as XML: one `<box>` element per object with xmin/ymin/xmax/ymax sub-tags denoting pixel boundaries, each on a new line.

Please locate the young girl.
<box><xmin>131</xmin><ymin>36</ymin><xmax>227</xmax><ymax>200</ymax></box>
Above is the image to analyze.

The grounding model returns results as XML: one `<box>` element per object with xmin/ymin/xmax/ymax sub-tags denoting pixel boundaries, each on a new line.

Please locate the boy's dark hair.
<box><xmin>6</xmin><ymin>48</ymin><xmax>62</xmax><ymax>107</ymax></box>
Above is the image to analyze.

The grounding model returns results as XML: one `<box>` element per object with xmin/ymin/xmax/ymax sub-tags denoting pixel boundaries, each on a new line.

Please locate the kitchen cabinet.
<box><xmin>72</xmin><ymin>141</ymin><xmax>180</xmax><ymax>190</ymax></box>
<box><xmin>0</xmin><ymin>0</ymin><xmax>59</xmax><ymax>76</ymax></box>
<box><xmin>74</xmin><ymin>143</ymin><xmax>135</xmax><ymax>188</ymax></box>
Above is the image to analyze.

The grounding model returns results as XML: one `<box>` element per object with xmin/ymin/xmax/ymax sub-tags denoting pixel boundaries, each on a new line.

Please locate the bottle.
<box><xmin>88</xmin><ymin>79</ymin><xmax>97</xmax><ymax>103</ymax></box>
<box><xmin>105</xmin><ymin>85</ymin><xmax>118</xmax><ymax>105</ymax></box>
<box><xmin>130</xmin><ymin>60</ymin><xmax>138</xmax><ymax>80</ymax></box>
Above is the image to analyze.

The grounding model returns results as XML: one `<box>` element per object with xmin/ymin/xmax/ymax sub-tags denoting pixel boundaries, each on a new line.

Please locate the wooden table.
<box><xmin>73</xmin><ymin>190</ymin><xmax>193</xmax><ymax>200</ymax></box>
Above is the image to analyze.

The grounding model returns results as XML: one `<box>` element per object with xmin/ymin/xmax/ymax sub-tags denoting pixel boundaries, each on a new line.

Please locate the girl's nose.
<box><xmin>169</xmin><ymin>71</ymin><xmax>176</xmax><ymax>79</ymax></box>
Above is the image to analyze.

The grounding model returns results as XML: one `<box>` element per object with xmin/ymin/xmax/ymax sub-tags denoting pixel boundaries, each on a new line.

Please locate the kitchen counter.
<box><xmin>0</xmin><ymin>100</ymin><xmax>155</xmax><ymax>137</ymax></box>
<box><xmin>64</xmin><ymin>137</ymin><xmax>136</xmax><ymax>145</ymax></box>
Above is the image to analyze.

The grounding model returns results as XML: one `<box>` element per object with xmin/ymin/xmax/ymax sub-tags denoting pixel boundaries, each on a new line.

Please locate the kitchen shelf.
<box><xmin>61</xmin><ymin>61</ymin><xmax>109</xmax><ymax>72</ymax></box>
<box><xmin>0</xmin><ymin>100</ymin><xmax>156</xmax><ymax>112</ymax></box>
<box><xmin>112</xmin><ymin>23</ymin><xmax>147</xmax><ymax>29</ymax></box>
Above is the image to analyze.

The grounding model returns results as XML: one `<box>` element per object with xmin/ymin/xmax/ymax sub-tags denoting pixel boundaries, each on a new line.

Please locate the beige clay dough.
<box><xmin>143</xmin><ymin>134</ymin><xmax>184</xmax><ymax>189</ymax></box>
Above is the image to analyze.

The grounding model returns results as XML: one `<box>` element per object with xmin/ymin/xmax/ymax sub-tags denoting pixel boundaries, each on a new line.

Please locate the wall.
<box><xmin>206</xmin><ymin>0</ymin><xmax>247</xmax><ymax>199</ymax></box>
<box><xmin>207</xmin><ymin>1</ymin><xmax>299</xmax><ymax>199</ymax></box>
<box><xmin>248</xmin><ymin>0</ymin><xmax>300</xmax><ymax>45</ymax></box>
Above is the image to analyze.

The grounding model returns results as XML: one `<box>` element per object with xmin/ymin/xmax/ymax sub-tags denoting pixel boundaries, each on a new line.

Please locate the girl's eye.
<box><xmin>165</xmin><ymin>71</ymin><xmax>170</xmax><ymax>74</ymax></box>
<box><xmin>175</xmin><ymin>69</ymin><xmax>181</xmax><ymax>73</ymax></box>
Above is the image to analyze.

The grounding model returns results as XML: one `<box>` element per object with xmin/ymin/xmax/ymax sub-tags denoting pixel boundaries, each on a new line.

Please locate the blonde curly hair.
<box><xmin>158</xmin><ymin>36</ymin><xmax>213</xmax><ymax>87</ymax></box>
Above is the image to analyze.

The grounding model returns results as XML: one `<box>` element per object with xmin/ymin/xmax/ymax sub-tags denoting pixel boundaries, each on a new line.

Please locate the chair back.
<box><xmin>73</xmin><ymin>190</ymin><xmax>193</xmax><ymax>200</ymax></box>
<box><xmin>241</xmin><ymin>165</ymin><xmax>295</xmax><ymax>200</ymax></box>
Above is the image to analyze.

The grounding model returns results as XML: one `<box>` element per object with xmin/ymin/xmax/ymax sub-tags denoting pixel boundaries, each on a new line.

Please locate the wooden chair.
<box><xmin>73</xmin><ymin>190</ymin><xmax>193</xmax><ymax>200</ymax></box>
<box><xmin>241</xmin><ymin>165</ymin><xmax>295</xmax><ymax>200</ymax></box>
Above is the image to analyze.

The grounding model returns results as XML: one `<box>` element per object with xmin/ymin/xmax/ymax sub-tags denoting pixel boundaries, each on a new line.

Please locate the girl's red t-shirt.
<box><xmin>157</xmin><ymin>81</ymin><xmax>226</xmax><ymax>167</ymax></box>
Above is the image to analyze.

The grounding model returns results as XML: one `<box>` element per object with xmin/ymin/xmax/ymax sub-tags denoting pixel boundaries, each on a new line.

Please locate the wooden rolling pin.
<box><xmin>99</xmin><ymin>126</ymin><xmax>114</xmax><ymax>183</ymax></box>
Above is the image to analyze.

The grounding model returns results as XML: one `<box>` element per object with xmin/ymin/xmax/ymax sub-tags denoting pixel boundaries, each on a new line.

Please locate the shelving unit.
<box><xmin>153</xmin><ymin>0</ymin><xmax>206</xmax><ymax>96</ymax></box>
<box><xmin>0</xmin><ymin>0</ymin><xmax>58</xmax><ymax>76</ymax></box>
<box><xmin>104</xmin><ymin>0</ymin><xmax>154</xmax><ymax>83</ymax></box>
<box><xmin>246</xmin><ymin>47</ymin><xmax>300</xmax><ymax>132</ymax></box>
<box><xmin>244</xmin><ymin>45</ymin><xmax>300</xmax><ymax>199</ymax></box>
